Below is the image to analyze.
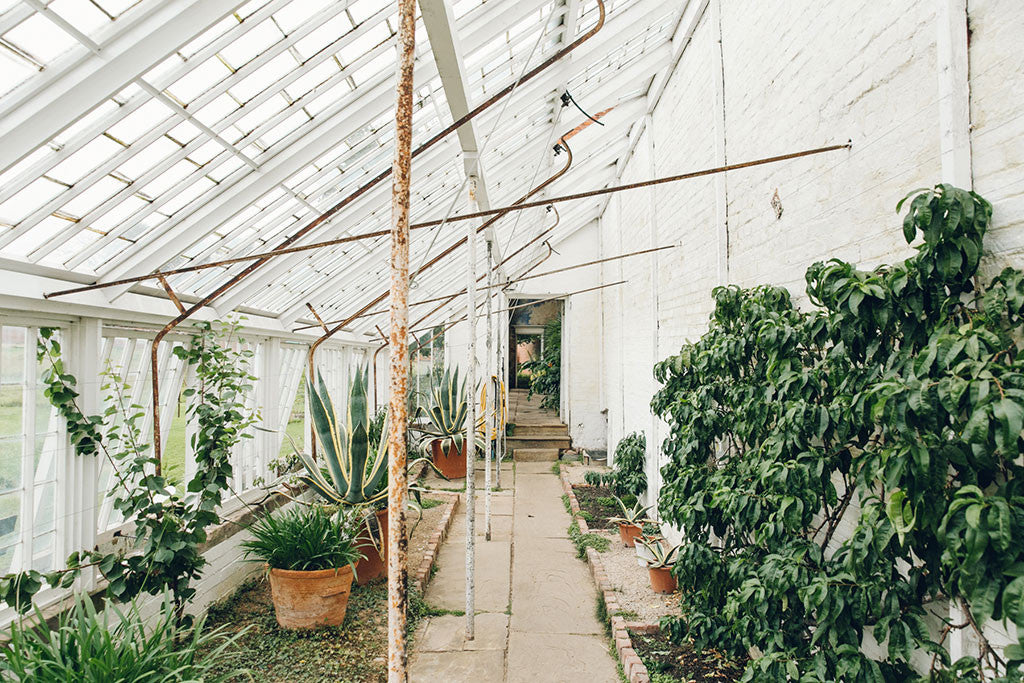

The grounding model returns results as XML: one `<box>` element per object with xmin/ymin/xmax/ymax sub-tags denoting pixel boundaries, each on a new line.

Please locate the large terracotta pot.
<box><xmin>268</xmin><ymin>564</ymin><xmax>355</xmax><ymax>629</ymax></box>
<box><xmin>354</xmin><ymin>508</ymin><xmax>388</xmax><ymax>585</ymax></box>
<box><xmin>431</xmin><ymin>439</ymin><xmax>467</xmax><ymax>479</ymax></box>
<box><xmin>648</xmin><ymin>565</ymin><xmax>677</xmax><ymax>594</ymax></box>
<box><xmin>618</xmin><ymin>522</ymin><xmax>642</xmax><ymax>547</ymax></box>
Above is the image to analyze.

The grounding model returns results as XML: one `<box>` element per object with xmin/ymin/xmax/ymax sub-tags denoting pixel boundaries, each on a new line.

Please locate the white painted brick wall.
<box><xmin>593</xmin><ymin>0</ymin><xmax>1024</xmax><ymax>666</ymax></box>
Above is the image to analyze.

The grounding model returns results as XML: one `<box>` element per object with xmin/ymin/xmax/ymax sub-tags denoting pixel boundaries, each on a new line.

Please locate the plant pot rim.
<box><xmin>648</xmin><ymin>564</ymin><xmax>672</xmax><ymax>571</ymax></box>
<box><xmin>619</xmin><ymin>522</ymin><xmax>641</xmax><ymax>529</ymax></box>
<box><xmin>269</xmin><ymin>565</ymin><xmax>355</xmax><ymax>579</ymax></box>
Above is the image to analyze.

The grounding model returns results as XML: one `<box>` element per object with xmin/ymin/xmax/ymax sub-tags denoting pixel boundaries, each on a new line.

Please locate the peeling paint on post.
<box><xmin>484</xmin><ymin>240</ymin><xmax>494</xmax><ymax>542</ymax></box>
<box><xmin>465</xmin><ymin>175</ymin><xmax>478</xmax><ymax>641</ymax></box>
<box><xmin>387</xmin><ymin>0</ymin><xmax>416</xmax><ymax>679</ymax></box>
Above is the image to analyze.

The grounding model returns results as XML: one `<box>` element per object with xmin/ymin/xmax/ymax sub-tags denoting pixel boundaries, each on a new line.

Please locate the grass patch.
<box><xmin>418</xmin><ymin>497</ymin><xmax>444</xmax><ymax>510</ymax></box>
<box><xmin>550</xmin><ymin>461</ymin><xmax>560</xmax><ymax>475</ymax></box>
<box><xmin>568</xmin><ymin>519</ymin><xmax>610</xmax><ymax>559</ymax></box>
<box><xmin>612</xmin><ymin>609</ymin><xmax>639</xmax><ymax>621</ymax></box>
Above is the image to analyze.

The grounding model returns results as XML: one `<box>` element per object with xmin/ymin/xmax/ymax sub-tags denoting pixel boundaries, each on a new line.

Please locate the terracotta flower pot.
<box><xmin>268</xmin><ymin>564</ymin><xmax>355</xmax><ymax>629</ymax></box>
<box><xmin>354</xmin><ymin>507</ymin><xmax>388</xmax><ymax>585</ymax></box>
<box><xmin>618</xmin><ymin>522</ymin><xmax>642</xmax><ymax>547</ymax></box>
<box><xmin>431</xmin><ymin>439</ymin><xmax>467</xmax><ymax>479</ymax></box>
<box><xmin>648</xmin><ymin>565</ymin><xmax>677</xmax><ymax>594</ymax></box>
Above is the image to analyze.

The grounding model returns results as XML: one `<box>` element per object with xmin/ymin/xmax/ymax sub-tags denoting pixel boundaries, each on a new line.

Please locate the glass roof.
<box><xmin>0</xmin><ymin>0</ymin><xmax>680</xmax><ymax>333</ymax></box>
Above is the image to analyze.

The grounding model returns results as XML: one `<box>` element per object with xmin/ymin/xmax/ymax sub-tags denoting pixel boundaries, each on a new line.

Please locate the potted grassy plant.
<box><xmin>296</xmin><ymin>366</ymin><xmax>440</xmax><ymax>584</ymax></box>
<box><xmin>417</xmin><ymin>368</ymin><xmax>483</xmax><ymax>480</ymax></box>
<box><xmin>607</xmin><ymin>496</ymin><xmax>654</xmax><ymax>547</ymax></box>
<box><xmin>242</xmin><ymin>505</ymin><xmax>363</xmax><ymax>629</ymax></box>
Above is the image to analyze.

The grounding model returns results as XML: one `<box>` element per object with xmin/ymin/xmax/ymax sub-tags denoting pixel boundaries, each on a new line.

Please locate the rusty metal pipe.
<box><xmin>44</xmin><ymin>1</ymin><xmax>606</xmax><ymax>303</ymax></box>
<box><xmin>292</xmin><ymin>203</ymin><xmax>561</xmax><ymax>332</ymax></box>
<box><xmin>305</xmin><ymin>139</ymin><xmax>573</xmax><ymax>395</ymax></box>
<box><xmin>43</xmin><ymin>139</ymin><xmax>849</xmax><ymax>303</ymax></box>
<box><xmin>387</xmin><ymin>0</ymin><xmax>416</xmax><ymax>677</ymax></box>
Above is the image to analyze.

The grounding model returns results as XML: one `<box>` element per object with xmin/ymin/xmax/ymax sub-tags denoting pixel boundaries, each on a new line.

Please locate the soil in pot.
<box><xmin>268</xmin><ymin>565</ymin><xmax>355</xmax><ymax>629</ymax></box>
<box><xmin>431</xmin><ymin>439</ymin><xmax>467</xmax><ymax>479</ymax></box>
<box><xmin>354</xmin><ymin>508</ymin><xmax>388</xmax><ymax>585</ymax></box>
<box><xmin>648</xmin><ymin>565</ymin><xmax>677</xmax><ymax>594</ymax></box>
<box><xmin>619</xmin><ymin>522</ymin><xmax>642</xmax><ymax>547</ymax></box>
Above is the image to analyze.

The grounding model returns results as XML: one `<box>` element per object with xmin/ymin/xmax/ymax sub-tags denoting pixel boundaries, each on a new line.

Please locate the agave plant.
<box><xmin>295</xmin><ymin>366</ymin><xmax>441</xmax><ymax>552</ymax></box>
<box><xmin>607</xmin><ymin>496</ymin><xmax>654</xmax><ymax>527</ymax></box>
<box><xmin>417</xmin><ymin>367</ymin><xmax>484</xmax><ymax>454</ymax></box>
<box><xmin>636</xmin><ymin>535</ymin><xmax>680</xmax><ymax>569</ymax></box>
<box><xmin>298</xmin><ymin>367</ymin><xmax>388</xmax><ymax>506</ymax></box>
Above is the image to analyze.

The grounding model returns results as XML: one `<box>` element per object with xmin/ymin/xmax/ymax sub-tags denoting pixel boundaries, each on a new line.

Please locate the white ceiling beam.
<box><xmin>418</xmin><ymin>0</ymin><xmax>508</xmax><ymax>280</ymax></box>
<box><xmin>0</xmin><ymin>0</ymin><xmax>246</xmax><ymax>174</ymax></box>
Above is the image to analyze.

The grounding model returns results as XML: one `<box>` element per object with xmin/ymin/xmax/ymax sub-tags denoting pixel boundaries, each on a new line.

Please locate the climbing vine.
<box><xmin>652</xmin><ymin>185</ymin><xmax>1024</xmax><ymax>681</ymax></box>
<box><xmin>0</xmin><ymin>320</ymin><xmax>256</xmax><ymax>624</ymax></box>
<box><xmin>522</xmin><ymin>317</ymin><xmax>562</xmax><ymax>411</ymax></box>
<box><xmin>585</xmin><ymin>431</ymin><xmax>647</xmax><ymax>499</ymax></box>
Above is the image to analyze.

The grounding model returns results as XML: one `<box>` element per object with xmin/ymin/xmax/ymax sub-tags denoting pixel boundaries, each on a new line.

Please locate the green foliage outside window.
<box><xmin>652</xmin><ymin>185</ymin><xmax>1024</xmax><ymax>681</ymax></box>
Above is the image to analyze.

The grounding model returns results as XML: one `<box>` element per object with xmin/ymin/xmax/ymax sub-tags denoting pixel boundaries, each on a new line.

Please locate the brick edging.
<box><xmin>560</xmin><ymin>471</ymin><xmax>655</xmax><ymax>683</ymax></box>
<box><xmin>412</xmin><ymin>492</ymin><xmax>460</xmax><ymax>593</ymax></box>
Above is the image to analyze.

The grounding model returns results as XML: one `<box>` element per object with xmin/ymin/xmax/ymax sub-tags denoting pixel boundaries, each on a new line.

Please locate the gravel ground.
<box><xmin>595</xmin><ymin>528</ymin><xmax>679</xmax><ymax>625</ymax></box>
<box><xmin>562</xmin><ymin>460</ymin><xmax>609</xmax><ymax>486</ymax></box>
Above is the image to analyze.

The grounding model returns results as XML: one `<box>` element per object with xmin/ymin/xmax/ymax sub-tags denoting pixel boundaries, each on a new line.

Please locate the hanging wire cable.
<box><xmin>561</xmin><ymin>90</ymin><xmax>605</xmax><ymax>126</ymax></box>
<box><xmin>411</xmin><ymin>0</ymin><xmax>559</xmax><ymax>286</ymax></box>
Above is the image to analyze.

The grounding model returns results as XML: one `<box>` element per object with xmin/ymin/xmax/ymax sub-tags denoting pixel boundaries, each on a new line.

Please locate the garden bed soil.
<box><xmin>202</xmin><ymin>498</ymin><xmax>447</xmax><ymax>683</ymax></box>
<box><xmin>629</xmin><ymin>628</ymin><xmax>746</xmax><ymax>682</ymax></box>
<box><xmin>571</xmin><ymin>484</ymin><xmax>619</xmax><ymax>530</ymax></box>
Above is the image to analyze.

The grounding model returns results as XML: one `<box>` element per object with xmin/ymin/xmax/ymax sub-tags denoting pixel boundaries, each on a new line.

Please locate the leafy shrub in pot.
<box><xmin>242</xmin><ymin>505</ymin><xmax>363</xmax><ymax>629</ymax></box>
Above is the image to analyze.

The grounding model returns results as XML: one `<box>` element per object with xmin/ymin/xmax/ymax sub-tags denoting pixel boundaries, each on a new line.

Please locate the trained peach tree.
<box><xmin>652</xmin><ymin>185</ymin><xmax>1024</xmax><ymax>682</ymax></box>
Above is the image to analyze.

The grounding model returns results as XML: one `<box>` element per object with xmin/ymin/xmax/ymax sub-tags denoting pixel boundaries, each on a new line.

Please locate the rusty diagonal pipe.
<box><xmin>312</xmin><ymin>137</ymin><xmax>574</xmax><ymax>454</ymax></box>
<box><xmin>370</xmin><ymin>202</ymin><xmax>561</xmax><ymax>408</ymax></box>
<box><xmin>135</xmin><ymin>1</ymin><xmax>605</xmax><ymax>464</ymax></box>
<box><xmin>45</xmin><ymin>143</ymin><xmax>852</xmax><ymax>302</ymax></box>
<box><xmin>310</xmin><ymin>203</ymin><xmax>562</xmax><ymax>334</ymax></box>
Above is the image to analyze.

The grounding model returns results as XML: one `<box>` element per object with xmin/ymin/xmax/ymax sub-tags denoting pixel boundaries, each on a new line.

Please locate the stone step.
<box><xmin>507</xmin><ymin>435</ymin><xmax>571</xmax><ymax>451</ymax></box>
<box><xmin>513</xmin><ymin>448</ymin><xmax>560</xmax><ymax>462</ymax></box>
<box><xmin>512</xmin><ymin>424</ymin><xmax>569</xmax><ymax>437</ymax></box>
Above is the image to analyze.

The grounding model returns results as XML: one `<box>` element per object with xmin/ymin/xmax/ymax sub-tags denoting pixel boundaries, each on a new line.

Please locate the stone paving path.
<box><xmin>410</xmin><ymin>459</ymin><xmax>620</xmax><ymax>682</ymax></box>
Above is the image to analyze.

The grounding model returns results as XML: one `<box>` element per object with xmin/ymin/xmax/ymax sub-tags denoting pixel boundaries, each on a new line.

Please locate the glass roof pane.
<box><xmin>0</xmin><ymin>43</ymin><xmax>38</xmax><ymax>96</ymax></box>
<box><xmin>3</xmin><ymin>13</ymin><xmax>77</xmax><ymax>66</ymax></box>
<box><xmin>47</xmin><ymin>0</ymin><xmax>110</xmax><ymax>36</ymax></box>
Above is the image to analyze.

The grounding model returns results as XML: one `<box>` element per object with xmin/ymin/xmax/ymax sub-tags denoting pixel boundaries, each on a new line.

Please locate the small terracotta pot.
<box><xmin>618</xmin><ymin>522</ymin><xmax>642</xmax><ymax>547</ymax></box>
<box><xmin>354</xmin><ymin>508</ymin><xmax>388</xmax><ymax>585</ymax></box>
<box><xmin>431</xmin><ymin>439</ymin><xmax>467</xmax><ymax>479</ymax></box>
<box><xmin>268</xmin><ymin>564</ymin><xmax>354</xmax><ymax>629</ymax></box>
<box><xmin>648</xmin><ymin>565</ymin><xmax>677</xmax><ymax>594</ymax></box>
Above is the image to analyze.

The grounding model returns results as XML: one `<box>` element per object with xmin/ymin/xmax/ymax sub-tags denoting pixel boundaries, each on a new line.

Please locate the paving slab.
<box><xmin>415</xmin><ymin>613</ymin><xmax>509</xmax><ymax>652</ymax></box>
<box><xmin>474</xmin><ymin>494</ymin><xmax>514</xmax><ymax>517</ymax></box>
<box><xmin>510</xmin><ymin>555</ymin><xmax>604</xmax><ymax>635</ymax></box>
<box><xmin>447</xmin><ymin>513</ymin><xmax>513</xmax><ymax>542</ymax></box>
<box><xmin>506</xmin><ymin>632</ymin><xmax>619</xmax><ymax>683</ymax></box>
<box><xmin>409</xmin><ymin>650</ymin><xmax>505</xmax><ymax>682</ymax></box>
<box><xmin>515</xmin><ymin>461</ymin><xmax>561</xmax><ymax>475</ymax></box>
<box><xmin>424</xmin><ymin>539</ymin><xmax>511</xmax><ymax>613</ymax></box>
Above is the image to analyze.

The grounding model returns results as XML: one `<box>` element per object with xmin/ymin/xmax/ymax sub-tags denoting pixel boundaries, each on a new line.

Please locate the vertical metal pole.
<box><xmin>465</xmin><ymin>176</ymin><xmax>478</xmax><ymax>640</ymax></box>
<box><xmin>387</xmin><ymin>0</ymin><xmax>415</xmax><ymax>679</ymax></box>
<box><xmin>484</xmin><ymin>240</ymin><xmax>494</xmax><ymax>541</ymax></box>
<box><xmin>495</xmin><ymin>294</ymin><xmax>504</xmax><ymax>489</ymax></box>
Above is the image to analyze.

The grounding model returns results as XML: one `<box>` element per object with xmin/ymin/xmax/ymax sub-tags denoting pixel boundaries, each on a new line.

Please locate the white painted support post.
<box><xmin>484</xmin><ymin>240</ymin><xmax>494</xmax><ymax>541</ymax></box>
<box><xmin>68</xmin><ymin>318</ymin><xmax>101</xmax><ymax>590</ymax></box>
<box><xmin>937</xmin><ymin>0</ymin><xmax>972</xmax><ymax>664</ymax></box>
<box><xmin>465</xmin><ymin>175</ymin><xmax>479</xmax><ymax>640</ymax></box>
<box><xmin>495</xmin><ymin>297</ymin><xmax>502</xmax><ymax>490</ymax></box>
